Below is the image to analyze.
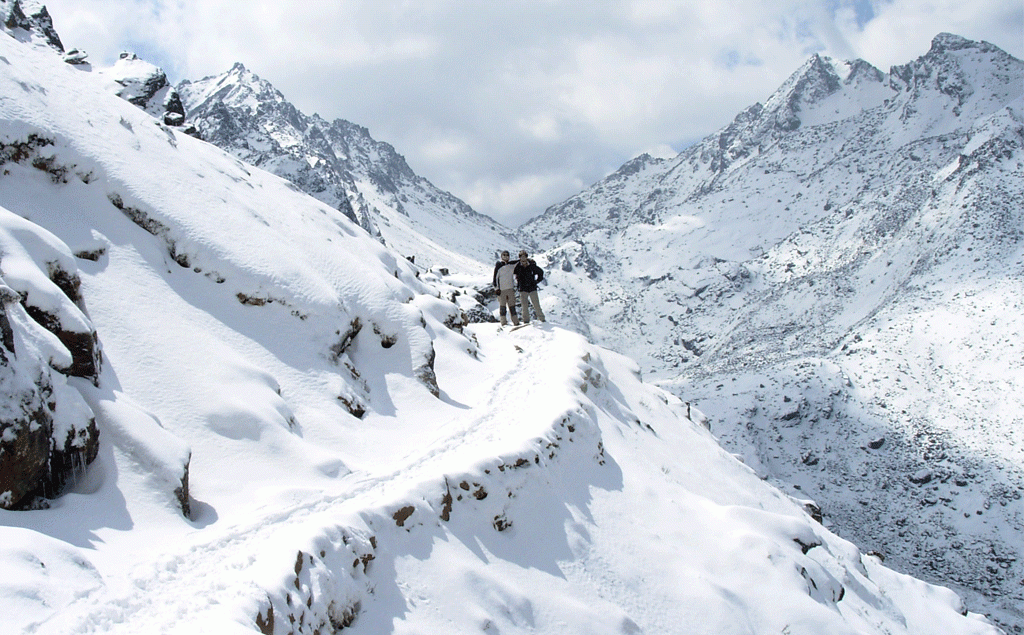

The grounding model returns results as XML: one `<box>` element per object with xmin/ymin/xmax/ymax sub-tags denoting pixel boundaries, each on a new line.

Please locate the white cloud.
<box><xmin>42</xmin><ymin>0</ymin><xmax>1023</xmax><ymax>226</ymax></box>
<box><xmin>461</xmin><ymin>171</ymin><xmax>588</xmax><ymax>228</ymax></box>
<box><xmin>643</xmin><ymin>144</ymin><xmax>679</xmax><ymax>160</ymax></box>
<box><xmin>846</xmin><ymin>0</ymin><xmax>1023</xmax><ymax>69</ymax></box>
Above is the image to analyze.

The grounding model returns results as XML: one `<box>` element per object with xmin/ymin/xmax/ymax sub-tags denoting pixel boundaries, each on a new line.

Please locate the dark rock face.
<box><xmin>46</xmin><ymin>413</ymin><xmax>100</xmax><ymax>500</ymax></box>
<box><xmin>22</xmin><ymin>270</ymin><xmax>103</xmax><ymax>382</ymax></box>
<box><xmin>107</xmin><ymin>53</ymin><xmax>187</xmax><ymax>127</ymax></box>
<box><xmin>1</xmin><ymin>0</ymin><xmax>64</xmax><ymax>53</ymax></box>
<box><xmin>0</xmin><ymin>366</ymin><xmax>52</xmax><ymax>508</ymax></box>
<box><xmin>0</xmin><ymin>294</ymin><xmax>100</xmax><ymax>509</ymax></box>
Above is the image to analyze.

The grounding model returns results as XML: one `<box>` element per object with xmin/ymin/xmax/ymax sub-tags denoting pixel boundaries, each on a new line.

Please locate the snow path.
<box><xmin>26</xmin><ymin>323</ymin><xmax>585</xmax><ymax>634</ymax></box>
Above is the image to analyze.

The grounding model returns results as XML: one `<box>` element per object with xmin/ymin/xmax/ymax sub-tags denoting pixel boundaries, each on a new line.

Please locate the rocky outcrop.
<box><xmin>101</xmin><ymin>53</ymin><xmax>187</xmax><ymax>126</ymax></box>
<box><xmin>0</xmin><ymin>280</ymin><xmax>99</xmax><ymax>509</ymax></box>
<box><xmin>1</xmin><ymin>0</ymin><xmax>63</xmax><ymax>53</ymax></box>
<box><xmin>0</xmin><ymin>205</ymin><xmax>101</xmax><ymax>509</ymax></box>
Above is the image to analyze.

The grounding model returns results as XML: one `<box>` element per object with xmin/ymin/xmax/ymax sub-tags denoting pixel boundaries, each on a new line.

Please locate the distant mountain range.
<box><xmin>177</xmin><ymin>64</ymin><xmax>516</xmax><ymax>272</ymax></box>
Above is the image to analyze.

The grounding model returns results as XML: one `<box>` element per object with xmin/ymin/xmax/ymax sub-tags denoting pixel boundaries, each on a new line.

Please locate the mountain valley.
<box><xmin>1</xmin><ymin>3</ymin><xmax>1022</xmax><ymax>632</ymax></box>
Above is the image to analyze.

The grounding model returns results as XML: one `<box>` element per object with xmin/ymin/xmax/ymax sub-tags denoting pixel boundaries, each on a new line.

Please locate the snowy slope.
<box><xmin>178</xmin><ymin>64</ymin><xmax>517</xmax><ymax>275</ymax></box>
<box><xmin>0</xmin><ymin>21</ymin><xmax>1005</xmax><ymax>635</ymax></box>
<box><xmin>523</xmin><ymin>34</ymin><xmax>1024</xmax><ymax>629</ymax></box>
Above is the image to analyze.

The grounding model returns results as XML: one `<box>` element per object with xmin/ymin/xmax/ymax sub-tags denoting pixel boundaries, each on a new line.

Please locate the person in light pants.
<box><xmin>492</xmin><ymin>250</ymin><xmax>519</xmax><ymax>326</ymax></box>
<box><xmin>513</xmin><ymin>250</ymin><xmax>545</xmax><ymax>323</ymax></box>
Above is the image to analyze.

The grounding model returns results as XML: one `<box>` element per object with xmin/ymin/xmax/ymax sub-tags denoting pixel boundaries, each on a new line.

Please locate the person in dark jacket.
<box><xmin>513</xmin><ymin>250</ymin><xmax>545</xmax><ymax>323</ymax></box>
<box><xmin>492</xmin><ymin>250</ymin><xmax>519</xmax><ymax>326</ymax></box>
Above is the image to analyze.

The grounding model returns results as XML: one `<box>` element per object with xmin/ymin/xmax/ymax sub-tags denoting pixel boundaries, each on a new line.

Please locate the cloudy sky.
<box><xmin>42</xmin><ymin>0</ymin><xmax>1023</xmax><ymax>226</ymax></box>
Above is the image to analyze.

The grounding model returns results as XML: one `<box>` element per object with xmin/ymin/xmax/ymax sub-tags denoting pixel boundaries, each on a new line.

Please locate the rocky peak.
<box><xmin>322</xmin><ymin>117</ymin><xmax>421</xmax><ymax>195</ymax></box>
<box><xmin>929</xmin><ymin>31</ymin><xmax>989</xmax><ymax>54</ymax></box>
<box><xmin>695</xmin><ymin>54</ymin><xmax>888</xmax><ymax>178</ymax></box>
<box><xmin>762</xmin><ymin>53</ymin><xmax>890</xmax><ymax>133</ymax></box>
<box><xmin>765</xmin><ymin>53</ymin><xmax>844</xmax><ymax>131</ymax></box>
<box><xmin>178</xmin><ymin>65</ymin><xmax>515</xmax><ymax>266</ymax></box>
<box><xmin>179</xmin><ymin>65</ymin><xmax>308</xmax><ymax>147</ymax></box>
<box><xmin>1</xmin><ymin>0</ymin><xmax>62</xmax><ymax>52</ymax></box>
<box><xmin>609</xmin><ymin>152</ymin><xmax>661</xmax><ymax>181</ymax></box>
<box><xmin>178</xmin><ymin>65</ymin><xmax>360</xmax><ymax>225</ymax></box>
<box><xmin>888</xmin><ymin>32</ymin><xmax>1023</xmax><ymax>124</ymax></box>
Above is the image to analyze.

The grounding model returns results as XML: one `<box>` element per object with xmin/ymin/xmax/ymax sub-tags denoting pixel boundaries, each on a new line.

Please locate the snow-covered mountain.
<box><xmin>0</xmin><ymin>11</ymin><xmax>1008</xmax><ymax>635</ymax></box>
<box><xmin>177</xmin><ymin>64</ymin><xmax>516</xmax><ymax>274</ymax></box>
<box><xmin>525</xmin><ymin>33</ymin><xmax>1024</xmax><ymax>629</ymax></box>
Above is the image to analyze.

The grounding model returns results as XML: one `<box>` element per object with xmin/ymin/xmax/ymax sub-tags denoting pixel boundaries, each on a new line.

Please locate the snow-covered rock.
<box><xmin>0</xmin><ymin>0</ymin><xmax>62</xmax><ymax>53</ymax></box>
<box><xmin>0</xmin><ymin>205</ymin><xmax>99</xmax><ymax>509</ymax></box>
<box><xmin>98</xmin><ymin>52</ymin><xmax>186</xmax><ymax>127</ymax></box>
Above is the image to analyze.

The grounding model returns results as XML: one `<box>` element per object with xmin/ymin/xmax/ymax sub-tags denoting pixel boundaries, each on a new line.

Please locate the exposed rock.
<box><xmin>0</xmin><ymin>294</ymin><xmax>99</xmax><ymax>509</ymax></box>
<box><xmin>463</xmin><ymin>302</ymin><xmax>497</xmax><ymax>324</ymax></box>
<box><xmin>1</xmin><ymin>0</ymin><xmax>63</xmax><ymax>53</ymax></box>
<box><xmin>46</xmin><ymin>414</ymin><xmax>100</xmax><ymax>499</ymax></box>
<box><xmin>22</xmin><ymin>264</ymin><xmax>102</xmax><ymax>382</ymax></box>
<box><xmin>329</xmin><ymin>317</ymin><xmax>362</xmax><ymax>362</ymax></box>
<box><xmin>175</xmin><ymin>457</ymin><xmax>191</xmax><ymax>518</ymax></box>
<box><xmin>909</xmin><ymin>469</ymin><xmax>933</xmax><ymax>485</ymax></box>
<box><xmin>392</xmin><ymin>505</ymin><xmax>415</xmax><ymax>527</ymax></box>
<box><xmin>493</xmin><ymin>513</ymin><xmax>512</xmax><ymax>532</ymax></box>
<box><xmin>62</xmin><ymin>48</ymin><xmax>88</xmax><ymax>66</ymax></box>
<box><xmin>414</xmin><ymin>345</ymin><xmax>440</xmax><ymax>398</ymax></box>
<box><xmin>0</xmin><ymin>211</ymin><xmax>101</xmax><ymax>509</ymax></box>
<box><xmin>802</xmin><ymin>500</ymin><xmax>823</xmax><ymax>523</ymax></box>
<box><xmin>0</xmin><ymin>361</ymin><xmax>52</xmax><ymax>508</ymax></box>
<box><xmin>101</xmin><ymin>53</ymin><xmax>186</xmax><ymax>127</ymax></box>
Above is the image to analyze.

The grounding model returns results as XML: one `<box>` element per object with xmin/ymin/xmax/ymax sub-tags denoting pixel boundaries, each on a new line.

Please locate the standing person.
<box><xmin>514</xmin><ymin>250</ymin><xmax>546</xmax><ymax>324</ymax></box>
<box><xmin>492</xmin><ymin>250</ymin><xmax>519</xmax><ymax>327</ymax></box>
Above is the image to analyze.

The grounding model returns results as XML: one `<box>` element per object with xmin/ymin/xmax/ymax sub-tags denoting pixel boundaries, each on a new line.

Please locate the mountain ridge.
<box><xmin>178</xmin><ymin>62</ymin><xmax>517</xmax><ymax>272</ymax></box>
<box><xmin>525</xmin><ymin>32</ymin><xmax>1024</xmax><ymax>629</ymax></box>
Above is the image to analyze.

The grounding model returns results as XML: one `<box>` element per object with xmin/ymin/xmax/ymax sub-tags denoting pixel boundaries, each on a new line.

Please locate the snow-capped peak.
<box><xmin>178</xmin><ymin>63</ymin><xmax>518</xmax><ymax>272</ymax></box>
